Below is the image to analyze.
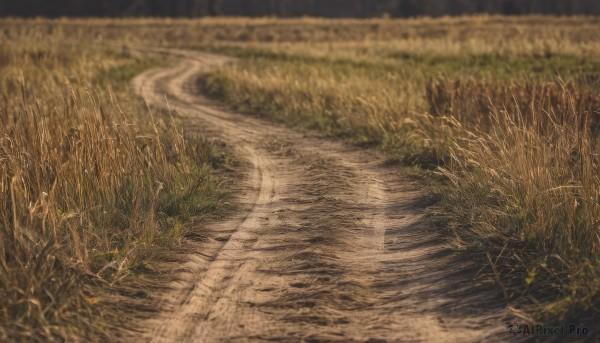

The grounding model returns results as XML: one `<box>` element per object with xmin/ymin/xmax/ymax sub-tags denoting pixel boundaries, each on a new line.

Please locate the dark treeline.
<box><xmin>1</xmin><ymin>0</ymin><xmax>599</xmax><ymax>18</ymax></box>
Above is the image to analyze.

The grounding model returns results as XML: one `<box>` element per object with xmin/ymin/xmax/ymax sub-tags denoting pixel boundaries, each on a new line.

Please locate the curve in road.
<box><xmin>129</xmin><ymin>49</ymin><xmax>511</xmax><ymax>342</ymax></box>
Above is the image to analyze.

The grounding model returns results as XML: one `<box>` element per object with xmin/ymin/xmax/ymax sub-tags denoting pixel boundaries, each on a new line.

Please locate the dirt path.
<box><xmin>130</xmin><ymin>49</ymin><xmax>512</xmax><ymax>342</ymax></box>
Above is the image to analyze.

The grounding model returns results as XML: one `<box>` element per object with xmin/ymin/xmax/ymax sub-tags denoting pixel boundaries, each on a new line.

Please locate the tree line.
<box><xmin>1</xmin><ymin>0</ymin><xmax>599</xmax><ymax>18</ymax></box>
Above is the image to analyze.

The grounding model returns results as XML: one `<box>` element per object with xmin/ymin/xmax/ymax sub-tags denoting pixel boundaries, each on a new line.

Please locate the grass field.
<box><xmin>0</xmin><ymin>26</ymin><xmax>229</xmax><ymax>341</ymax></box>
<box><xmin>1</xmin><ymin>16</ymin><xmax>599</xmax><ymax>340</ymax></box>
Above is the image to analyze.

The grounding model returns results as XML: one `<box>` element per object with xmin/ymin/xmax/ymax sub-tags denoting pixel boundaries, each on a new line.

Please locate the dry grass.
<box><xmin>3</xmin><ymin>16</ymin><xmax>600</xmax><ymax>56</ymax></box>
<box><xmin>199</xmin><ymin>58</ymin><xmax>439</xmax><ymax>164</ymax></box>
<box><xmin>0</xmin><ymin>35</ymin><xmax>224</xmax><ymax>341</ymax></box>
<box><xmin>1</xmin><ymin>15</ymin><xmax>599</xmax><ymax>339</ymax></box>
<box><xmin>433</xmin><ymin>80</ymin><xmax>600</xmax><ymax>317</ymax></box>
<box><xmin>427</xmin><ymin>79</ymin><xmax>600</xmax><ymax>132</ymax></box>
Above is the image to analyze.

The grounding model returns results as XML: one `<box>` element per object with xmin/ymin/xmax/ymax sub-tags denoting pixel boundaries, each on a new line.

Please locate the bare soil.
<box><xmin>128</xmin><ymin>49</ymin><xmax>513</xmax><ymax>342</ymax></box>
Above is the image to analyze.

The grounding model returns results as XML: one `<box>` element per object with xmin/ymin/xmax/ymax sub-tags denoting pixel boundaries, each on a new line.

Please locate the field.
<box><xmin>0</xmin><ymin>23</ymin><xmax>229</xmax><ymax>341</ymax></box>
<box><xmin>199</xmin><ymin>16</ymin><xmax>600</xmax><ymax>320</ymax></box>
<box><xmin>1</xmin><ymin>16</ymin><xmax>599</xmax><ymax>341</ymax></box>
<box><xmin>200</xmin><ymin>16</ymin><xmax>600</xmax><ymax>323</ymax></box>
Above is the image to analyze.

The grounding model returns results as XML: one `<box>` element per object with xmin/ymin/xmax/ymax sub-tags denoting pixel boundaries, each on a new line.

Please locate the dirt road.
<box><xmin>130</xmin><ymin>49</ymin><xmax>511</xmax><ymax>342</ymax></box>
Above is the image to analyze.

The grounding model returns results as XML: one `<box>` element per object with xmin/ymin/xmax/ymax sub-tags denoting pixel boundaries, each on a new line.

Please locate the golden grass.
<box><xmin>435</xmin><ymin>80</ymin><xmax>600</xmax><ymax>317</ymax></box>
<box><xmin>0</xmin><ymin>36</ymin><xmax>223</xmax><ymax>341</ymax></box>
<box><xmin>199</xmin><ymin>58</ymin><xmax>445</xmax><ymax>165</ymax></box>
<box><xmin>1</xmin><ymin>15</ymin><xmax>599</xmax><ymax>339</ymax></box>
<box><xmin>3</xmin><ymin>16</ymin><xmax>600</xmax><ymax>56</ymax></box>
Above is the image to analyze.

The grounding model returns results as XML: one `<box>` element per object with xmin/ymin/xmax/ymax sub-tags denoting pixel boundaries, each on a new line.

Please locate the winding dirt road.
<box><xmin>130</xmin><ymin>49</ymin><xmax>512</xmax><ymax>342</ymax></box>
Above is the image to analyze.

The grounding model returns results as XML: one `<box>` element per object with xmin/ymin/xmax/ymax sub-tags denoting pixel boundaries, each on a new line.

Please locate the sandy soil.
<box><xmin>128</xmin><ymin>49</ymin><xmax>514</xmax><ymax>342</ymax></box>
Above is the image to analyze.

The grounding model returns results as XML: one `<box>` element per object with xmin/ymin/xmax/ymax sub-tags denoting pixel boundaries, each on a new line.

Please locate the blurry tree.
<box><xmin>1</xmin><ymin>0</ymin><xmax>600</xmax><ymax>17</ymax></box>
<box><xmin>398</xmin><ymin>0</ymin><xmax>421</xmax><ymax>17</ymax></box>
<box><xmin>501</xmin><ymin>0</ymin><xmax>524</xmax><ymax>15</ymax></box>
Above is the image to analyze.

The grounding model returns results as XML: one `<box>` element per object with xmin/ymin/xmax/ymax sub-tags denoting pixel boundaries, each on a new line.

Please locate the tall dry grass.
<box><xmin>1</xmin><ymin>15</ymin><xmax>599</xmax><ymax>335</ymax></box>
<box><xmin>0</xmin><ymin>40</ymin><xmax>222</xmax><ymax>340</ymax></box>
<box><xmin>431</xmin><ymin>80</ymin><xmax>600</xmax><ymax>316</ymax></box>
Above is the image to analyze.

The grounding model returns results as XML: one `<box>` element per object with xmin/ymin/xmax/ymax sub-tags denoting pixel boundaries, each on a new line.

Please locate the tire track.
<box><xmin>129</xmin><ymin>49</ymin><xmax>512</xmax><ymax>342</ymax></box>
